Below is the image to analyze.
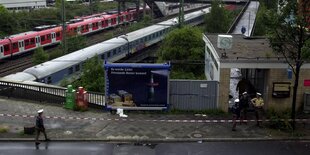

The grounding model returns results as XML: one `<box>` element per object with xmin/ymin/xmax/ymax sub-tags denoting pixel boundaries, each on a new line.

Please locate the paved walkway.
<box><xmin>0</xmin><ymin>97</ymin><xmax>309</xmax><ymax>142</ymax></box>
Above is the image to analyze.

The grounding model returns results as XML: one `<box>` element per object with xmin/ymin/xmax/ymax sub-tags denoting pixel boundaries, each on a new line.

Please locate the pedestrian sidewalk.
<box><xmin>0</xmin><ymin>97</ymin><xmax>309</xmax><ymax>142</ymax></box>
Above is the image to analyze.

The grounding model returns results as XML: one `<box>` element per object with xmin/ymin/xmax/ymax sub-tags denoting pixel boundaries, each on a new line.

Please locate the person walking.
<box><xmin>232</xmin><ymin>99</ymin><xmax>241</xmax><ymax>131</ymax></box>
<box><xmin>251</xmin><ymin>93</ymin><xmax>264</xmax><ymax>126</ymax></box>
<box><xmin>239</xmin><ymin>92</ymin><xmax>249</xmax><ymax>124</ymax></box>
<box><xmin>35</xmin><ymin>109</ymin><xmax>50</xmax><ymax>146</ymax></box>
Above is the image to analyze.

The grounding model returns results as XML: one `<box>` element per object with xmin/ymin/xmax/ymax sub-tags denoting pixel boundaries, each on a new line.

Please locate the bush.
<box><xmin>0</xmin><ymin>126</ymin><xmax>8</xmax><ymax>133</ymax></box>
<box><xmin>266</xmin><ymin>108</ymin><xmax>292</xmax><ymax>131</ymax></box>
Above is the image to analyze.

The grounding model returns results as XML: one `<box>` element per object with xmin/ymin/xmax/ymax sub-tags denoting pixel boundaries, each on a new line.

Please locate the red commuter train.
<box><xmin>0</xmin><ymin>10</ymin><xmax>137</xmax><ymax>59</ymax></box>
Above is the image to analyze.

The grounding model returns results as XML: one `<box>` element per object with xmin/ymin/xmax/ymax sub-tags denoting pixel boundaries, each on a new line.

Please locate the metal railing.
<box><xmin>0</xmin><ymin>80</ymin><xmax>105</xmax><ymax>108</ymax></box>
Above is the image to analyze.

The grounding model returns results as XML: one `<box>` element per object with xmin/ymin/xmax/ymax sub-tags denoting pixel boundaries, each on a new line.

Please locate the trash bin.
<box><xmin>76</xmin><ymin>87</ymin><xmax>88</xmax><ymax>111</ymax></box>
<box><xmin>65</xmin><ymin>85</ymin><xmax>76</xmax><ymax>110</ymax></box>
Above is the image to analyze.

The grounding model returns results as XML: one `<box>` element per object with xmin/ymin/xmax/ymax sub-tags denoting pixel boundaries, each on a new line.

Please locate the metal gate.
<box><xmin>169</xmin><ymin>80</ymin><xmax>218</xmax><ymax>110</ymax></box>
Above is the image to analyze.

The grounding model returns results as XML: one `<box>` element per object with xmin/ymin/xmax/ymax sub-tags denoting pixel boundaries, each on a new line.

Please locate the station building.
<box><xmin>0</xmin><ymin>0</ymin><xmax>47</xmax><ymax>11</ymax></box>
<box><xmin>203</xmin><ymin>34</ymin><xmax>310</xmax><ymax>112</ymax></box>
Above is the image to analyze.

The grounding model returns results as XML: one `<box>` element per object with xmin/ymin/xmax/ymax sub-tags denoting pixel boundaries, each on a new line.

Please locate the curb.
<box><xmin>1</xmin><ymin>137</ymin><xmax>310</xmax><ymax>143</ymax></box>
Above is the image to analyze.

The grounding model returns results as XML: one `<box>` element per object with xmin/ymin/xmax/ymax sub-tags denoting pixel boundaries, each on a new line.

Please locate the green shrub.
<box><xmin>0</xmin><ymin>126</ymin><xmax>8</xmax><ymax>133</ymax></box>
<box><xmin>266</xmin><ymin>108</ymin><xmax>292</xmax><ymax>131</ymax></box>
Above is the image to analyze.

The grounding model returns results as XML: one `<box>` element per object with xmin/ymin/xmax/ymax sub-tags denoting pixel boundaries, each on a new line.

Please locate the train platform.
<box><xmin>0</xmin><ymin>97</ymin><xmax>309</xmax><ymax>142</ymax></box>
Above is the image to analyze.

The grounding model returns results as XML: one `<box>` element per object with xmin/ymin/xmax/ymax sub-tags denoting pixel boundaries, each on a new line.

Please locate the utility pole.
<box><xmin>61</xmin><ymin>0</ymin><xmax>67</xmax><ymax>54</ymax></box>
<box><xmin>178</xmin><ymin>0</ymin><xmax>184</xmax><ymax>28</ymax></box>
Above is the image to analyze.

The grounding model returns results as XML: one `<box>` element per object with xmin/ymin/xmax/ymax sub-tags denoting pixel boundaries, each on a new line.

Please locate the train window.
<box><xmin>13</xmin><ymin>43</ymin><xmax>18</xmax><ymax>49</ymax></box>
<box><xmin>40</xmin><ymin>36</ymin><xmax>45</xmax><ymax>42</ymax></box>
<box><xmin>4</xmin><ymin>45</ymin><xmax>9</xmax><ymax>51</ymax></box>
<box><xmin>47</xmin><ymin>34</ymin><xmax>51</xmax><ymax>40</ymax></box>
<box><xmin>47</xmin><ymin>77</ymin><xmax>52</xmax><ymax>84</ymax></box>
<box><xmin>113</xmin><ymin>49</ymin><xmax>116</xmax><ymax>55</ymax></box>
<box><xmin>75</xmin><ymin>64</ymin><xmax>80</xmax><ymax>72</ymax></box>
<box><xmin>92</xmin><ymin>23</ymin><xmax>95</xmax><ymax>27</ymax></box>
<box><xmin>0</xmin><ymin>46</ymin><xmax>3</xmax><ymax>53</ymax></box>
<box><xmin>30</xmin><ymin>38</ymin><xmax>35</xmax><ymax>44</ymax></box>
<box><xmin>86</xmin><ymin>25</ymin><xmax>89</xmax><ymax>29</ymax></box>
<box><xmin>107</xmin><ymin>51</ymin><xmax>111</xmax><ymax>58</ymax></box>
<box><xmin>56</xmin><ymin>32</ymin><xmax>60</xmax><ymax>37</ymax></box>
<box><xmin>25</xmin><ymin>40</ymin><xmax>29</xmax><ymax>46</ymax></box>
<box><xmin>68</xmin><ymin>67</ymin><xmax>73</xmax><ymax>75</ymax></box>
<box><xmin>101</xmin><ymin>54</ymin><xmax>105</xmax><ymax>60</ymax></box>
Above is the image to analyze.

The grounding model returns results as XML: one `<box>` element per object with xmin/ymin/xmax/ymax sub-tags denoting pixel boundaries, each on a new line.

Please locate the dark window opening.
<box><xmin>101</xmin><ymin>54</ymin><xmax>105</xmax><ymax>60</ymax></box>
<box><xmin>30</xmin><ymin>38</ymin><xmax>35</xmax><ymax>44</ymax></box>
<box><xmin>40</xmin><ymin>36</ymin><xmax>45</xmax><ymax>42</ymax></box>
<box><xmin>4</xmin><ymin>45</ymin><xmax>9</xmax><ymax>51</ymax></box>
<box><xmin>47</xmin><ymin>34</ymin><xmax>51</xmax><ymax>40</ymax></box>
<box><xmin>56</xmin><ymin>32</ymin><xmax>60</xmax><ymax>37</ymax></box>
<box><xmin>13</xmin><ymin>43</ymin><xmax>18</xmax><ymax>49</ymax></box>
<box><xmin>68</xmin><ymin>67</ymin><xmax>73</xmax><ymax>74</ymax></box>
<box><xmin>47</xmin><ymin>77</ymin><xmax>52</xmax><ymax>84</ymax></box>
<box><xmin>25</xmin><ymin>40</ymin><xmax>30</xmax><ymax>46</ymax></box>
<box><xmin>75</xmin><ymin>64</ymin><xmax>80</xmax><ymax>72</ymax></box>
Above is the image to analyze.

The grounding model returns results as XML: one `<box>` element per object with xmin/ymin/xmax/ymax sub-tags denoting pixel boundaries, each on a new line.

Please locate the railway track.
<box><xmin>0</xmin><ymin>56</ymin><xmax>33</xmax><ymax>77</ymax></box>
<box><xmin>0</xmin><ymin>5</ymin><xmax>222</xmax><ymax>78</ymax></box>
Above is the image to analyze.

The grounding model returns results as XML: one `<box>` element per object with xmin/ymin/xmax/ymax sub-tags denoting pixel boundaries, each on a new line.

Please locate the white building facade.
<box><xmin>0</xmin><ymin>0</ymin><xmax>47</xmax><ymax>11</ymax></box>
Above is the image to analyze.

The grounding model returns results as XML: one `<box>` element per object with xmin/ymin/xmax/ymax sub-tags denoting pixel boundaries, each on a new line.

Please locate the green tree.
<box><xmin>80</xmin><ymin>55</ymin><xmax>105</xmax><ymax>92</ymax></box>
<box><xmin>204</xmin><ymin>0</ymin><xmax>231</xmax><ymax>33</ymax></box>
<box><xmin>158</xmin><ymin>26</ymin><xmax>205</xmax><ymax>79</ymax></box>
<box><xmin>0</xmin><ymin>5</ymin><xmax>18</xmax><ymax>37</ymax></box>
<box><xmin>67</xmin><ymin>35</ymin><xmax>87</xmax><ymax>53</ymax></box>
<box><xmin>267</xmin><ymin>0</ymin><xmax>310</xmax><ymax>129</ymax></box>
<box><xmin>32</xmin><ymin>47</ymin><xmax>49</xmax><ymax>65</ymax></box>
<box><xmin>254</xmin><ymin>3</ymin><xmax>269</xmax><ymax>35</ymax></box>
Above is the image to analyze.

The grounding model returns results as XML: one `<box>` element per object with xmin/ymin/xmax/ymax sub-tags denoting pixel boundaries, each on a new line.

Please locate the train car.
<box><xmin>6</xmin><ymin>7</ymin><xmax>211</xmax><ymax>85</ymax></box>
<box><xmin>0</xmin><ymin>10</ymin><xmax>138</xmax><ymax>60</ymax></box>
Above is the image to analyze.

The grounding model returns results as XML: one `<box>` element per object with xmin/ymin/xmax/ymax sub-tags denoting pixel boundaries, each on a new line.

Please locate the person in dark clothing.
<box><xmin>239</xmin><ymin>92</ymin><xmax>250</xmax><ymax>124</ymax></box>
<box><xmin>232</xmin><ymin>99</ymin><xmax>241</xmax><ymax>131</ymax></box>
<box><xmin>236</xmin><ymin>78</ymin><xmax>248</xmax><ymax>98</ymax></box>
<box><xmin>35</xmin><ymin>109</ymin><xmax>50</xmax><ymax>145</ymax></box>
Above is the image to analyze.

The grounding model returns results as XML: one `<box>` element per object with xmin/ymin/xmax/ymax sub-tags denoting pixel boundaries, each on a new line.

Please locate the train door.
<box><xmin>18</xmin><ymin>40</ymin><xmax>24</xmax><ymax>53</ymax></box>
<box><xmin>51</xmin><ymin>32</ymin><xmax>56</xmax><ymax>43</ymax></box>
<box><xmin>108</xmin><ymin>19</ymin><xmax>111</xmax><ymax>27</ymax></box>
<box><xmin>77</xmin><ymin>26</ymin><xmax>81</xmax><ymax>34</ymax></box>
<box><xmin>35</xmin><ymin>36</ymin><xmax>41</xmax><ymax>47</ymax></box>
<box><xmin>88</xmin><ymin>23</ymin><xmax>92</xmax><ymax>32</ymax></box>
<box><xmin>98</xmin><ymin>21</ymin><xmax>102</xmax><ymax>29</ymax></box>
<box><xmin>0</xmin><ymin>45</ymin><xmax>3</xmax><ymax>58</ymax></box>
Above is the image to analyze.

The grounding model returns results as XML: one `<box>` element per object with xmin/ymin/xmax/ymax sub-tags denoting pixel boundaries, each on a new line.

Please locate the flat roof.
<box><xmin>204</xmin><ymin>34</ymin><xmax>310</xmax><ymax>69</ymax></box>
<box><xmin>205</xmin><ymin>34</ymin><xmax>282</xmax><ymax>61</ymax></box>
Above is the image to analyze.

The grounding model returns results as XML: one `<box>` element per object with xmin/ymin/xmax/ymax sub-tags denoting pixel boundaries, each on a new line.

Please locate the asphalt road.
<box><xmin>0</xmin><ymin>141</ymin><xmax>309</xmax><ymax>155</ymax></box>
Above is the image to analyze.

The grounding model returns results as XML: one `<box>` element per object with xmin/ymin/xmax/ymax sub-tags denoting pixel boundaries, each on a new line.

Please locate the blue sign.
<box><xmin>287</xmin><ymin>68</ymin><xmax>292</xmax><ymax>79</ymax></box>
<box><xmin>104</xmin><ymin>62</ymin><xmax>170</xmax><ymax>110</ymax></box>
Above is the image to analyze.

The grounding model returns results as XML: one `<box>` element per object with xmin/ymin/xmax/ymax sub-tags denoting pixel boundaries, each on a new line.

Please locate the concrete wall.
<box><xmin>265</xmin><ymin>68</ymin><xmax>310</xmax><ymax>112</ymax></box>
<box><xmin>218</xmin><ymin>68</ymin><xmax>230</xmax><ymax>112</ymax></box>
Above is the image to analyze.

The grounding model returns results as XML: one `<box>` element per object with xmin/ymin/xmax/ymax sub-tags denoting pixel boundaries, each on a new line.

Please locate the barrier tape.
<box><xmin>0</xmin><ymin>113</ymin><xmax>309</xmax><ymax>123</ymax></box>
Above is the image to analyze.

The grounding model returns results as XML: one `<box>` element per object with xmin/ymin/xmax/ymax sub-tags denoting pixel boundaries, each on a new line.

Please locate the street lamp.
<box><xmin>119</xmin><ymin>35</ymin><xmax>130</xmax><ymax>57</ymax></box>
